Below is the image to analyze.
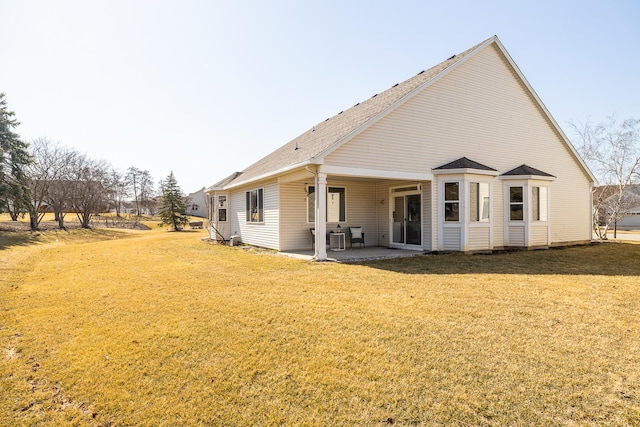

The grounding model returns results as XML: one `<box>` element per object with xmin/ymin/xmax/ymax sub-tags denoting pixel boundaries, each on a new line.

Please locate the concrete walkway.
<box><xmin>279</xmin><ymin>246</ymin><xmax>424</xmax><ymax>262</ymax></box>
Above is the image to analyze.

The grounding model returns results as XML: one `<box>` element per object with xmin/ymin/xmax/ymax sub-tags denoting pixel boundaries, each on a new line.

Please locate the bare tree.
<box><xmin>25</xmin><ymin>137</ymin><xmax>68</xmax><ymax>230</ymax></box>
<box><xmin>46</xmin><ymin>147</ymin><xmax>81</xmax><ymax>229</ymax></box>
<box><xmin>69</xmin><ymin>155</ymin><xmax>111</xmax><ymax>228</ymax></box>
<box><xmin>570</xmin><ymin>116</ymin><xmax>640</xmax><ymax>239</ymax></box>
<box><xmin>126</xmin><ymin>167</ymin><xmax>154</xmax><ymax>216</ymax></box>
<box><xmin>108</xmin><ymin>168</ymin><xmax>128</xmax><ymax>217</ymax></box>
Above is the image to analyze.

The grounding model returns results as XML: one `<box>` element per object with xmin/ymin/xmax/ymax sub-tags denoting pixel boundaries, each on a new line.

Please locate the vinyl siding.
<box><xmin>530</xmin><ymin>223</ymin><xmax>549</xmax><ymax>246</ymax></box>
<box><xmin>279</xmin><ymin>179</ymin><xmax>378</xmax><ymax>251</ymax></box>
<box><xmin>325</xmin><ymin>43</ymin><xmax>592</xmax><ymax>245</ymax></box>
<box><xmin>231</xmin><ymin>180</ymin><xmax>279</xmax><ymax>250</ymax></box>
<box><xmin>468</xmin><ymin>226</ymin><xmax>491</xmax><ymax>251</ymax></box>
<box><xmin>443</xmin><ymin>227</ymin><xmax>461</xmax><ymax>251</ymax></box>
<box><xmin>508</xmin><ymin>225</ymin><xmax>526</xmax><ymax>247</ymax></box>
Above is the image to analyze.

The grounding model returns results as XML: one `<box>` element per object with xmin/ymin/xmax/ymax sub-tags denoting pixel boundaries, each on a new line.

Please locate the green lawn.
<box><xmin>1</xmin><ymin>225</ymin><xmax>639</xmax><ymax>426</ymax></box>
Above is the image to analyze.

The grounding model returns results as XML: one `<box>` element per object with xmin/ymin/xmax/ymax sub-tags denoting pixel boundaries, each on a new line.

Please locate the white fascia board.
<box><xmin>432</xmin><ymin>168</ymin><xmax>499</xmax><ymax>176</ymax></box>
<box><xmin>491</xmin><ymin>37</ymin><xmax>598</xmax><ymax>186</ymax></box>
<box><xmin>319</xmin><ymin>164</ymin><xmax>433</xmax><ymax>181</ymax></box>
<box><xmin>313</xmin><ymin>39</ymin><xmax>495</xmax><ymax>162</ymax></box>
<box><xmin>223</xmin><ymin>160</ymin><xmax>313</xmax><ymax>190</ymax></box>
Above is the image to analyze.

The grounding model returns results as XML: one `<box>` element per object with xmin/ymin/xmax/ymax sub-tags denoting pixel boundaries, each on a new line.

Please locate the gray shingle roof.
<box><xmin>501</xmin><ymin>164</ymin><xmax>555</xmax><ymax>177</ymax></box>
<box><xmin>209</xmin><ymin>171</ymin><xmax>243</xmax><ymax>190</ymax></box>
<box><xmin>434</xmin><ymin>157</ymin><xmax>497</xmax><ymax>171</ymax></box>
<box><xmin>221</xmin><ymin>36</ymin><xmax>496</xmax><ymax>188</ymax></box>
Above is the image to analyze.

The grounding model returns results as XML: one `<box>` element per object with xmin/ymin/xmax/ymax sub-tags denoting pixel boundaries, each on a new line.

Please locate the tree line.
<box><xmin>570</xmin><ymin>116</ymin><xmax>640</xmax><ymax>239</ymax></box>
<box><xmin>1</xmin><ymin>93</ymin><xmax>161</xmax><ymax>230</ymax></box>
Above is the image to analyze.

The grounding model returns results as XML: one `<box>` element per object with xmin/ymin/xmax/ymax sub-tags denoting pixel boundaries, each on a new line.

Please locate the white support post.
<box><xmin>314</xmin><ymin>173</ymin><xmax>328</xmax><ymax>260</ymax></box>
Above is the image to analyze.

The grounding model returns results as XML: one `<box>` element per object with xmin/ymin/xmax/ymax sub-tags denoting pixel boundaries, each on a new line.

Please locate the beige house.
<box><xmin>206</xmin><ymin>36</ymin><xmax>596</xmax><ymax>260</ymax></box>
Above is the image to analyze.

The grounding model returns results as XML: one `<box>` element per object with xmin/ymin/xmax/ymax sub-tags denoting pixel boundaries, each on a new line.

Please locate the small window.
<box><xmin>444</xmin><ymin>182</ymin><xmax>460</xmax><ymax>222</ymax></box>
<box><xmin>218</xmin><ymin>209</ymin><xmax>227</xmax><ymax>222</ymax></box>
<box><xmin>218</xmin><ymin>195</ymin><xmax>226</xmax><ymax>207</ymax></box>
<box><xmin>470</xmin><ymin>182</ymin><xmax>490</xmax><ymax>222</ymax></box>
<box><xmin>246</xmin><ymin>188</ymin><xmax>264</xmax><ymax>223</ymax></box>
<box><xmin>533</xmin><ymin>187</ymin><xmax>548</xmax><ymax>221</ymax></box>
<box><xmin>509</xmin><ymin>186</ymin><xmax>524</xmax><ymax>221</ymax></box>
<box><xmin>307</xmin><ymin>186</ymin><xmax>346</xmax><ymax>223</ymax></box>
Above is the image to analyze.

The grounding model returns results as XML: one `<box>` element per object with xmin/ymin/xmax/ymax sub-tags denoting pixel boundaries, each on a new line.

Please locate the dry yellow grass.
<box><xmin>1</xmin><ymin>223</ymin><xmax>640</xmax><ymax>426</ymax></box>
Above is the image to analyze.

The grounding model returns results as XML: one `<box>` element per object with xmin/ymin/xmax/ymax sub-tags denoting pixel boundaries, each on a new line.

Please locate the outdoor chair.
<box><xmin>310</xmin><ymin>228</ymin><xmax>330</xmax><ymax>250</ymax></box>
<box><xmin>349</xmin><ymin>227</ymin><xmax>365</xmax><ymax>249</ymax></box>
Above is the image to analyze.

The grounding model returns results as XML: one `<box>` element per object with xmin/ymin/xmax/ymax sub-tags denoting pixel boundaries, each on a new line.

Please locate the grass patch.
<box><xmin>1</xmin><ymin>227</ymin><xmax>640</xmax><ymax>426</ymax></box>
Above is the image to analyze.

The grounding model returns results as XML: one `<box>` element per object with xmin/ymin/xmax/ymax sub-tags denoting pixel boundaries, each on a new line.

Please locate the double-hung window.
<box><xmin>444</xmin><ymin>182</ymin><xmax>460</xmax><ymax>221</ymax></box>
<box><xmin>509</xmin><ymin>186</ymin><xmax>524</xmax><ymax>221</ymax></box>
<box><xmin>246</xmin><ymin>189</ymin><xmax>263</xmax><ymax>223</ymax></box>
<box><xmin>218</xmin><ymin>195</ymin><xmax>227</xmax><ymax>222</ymax></box>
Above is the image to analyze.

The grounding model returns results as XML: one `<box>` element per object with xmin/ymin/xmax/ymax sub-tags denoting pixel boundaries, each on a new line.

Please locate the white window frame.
<box><xmin>509</xmin><ymin>186</ymin><xmax>524</xmax><ymax>222</ymax></box>
<box><xmin>217</xmin><ymin>194</ymin><xmax>228</xmax><ymax>222</ymax></box>
<box><xmin>443</xmin><ymin>181</ymin><xmax>460</xmax><ymax>222</ymax></box>
<box><xmin>532</xmin><ymin>186</ymin><xmax>548</xmax><ymax>222</ymax></box>
<box><xmin>246</xmin><ymin>188</ymin><xmax>264</xmax><ymax>224</ymax></box>
<box><xmin>307</xmin><ymin>185</ymin><xmax>347</xmax><ymax>223</ymax></box>
<box><xmin>470</xmin><ymin>182</ymin><xmax>490</xmax><ymax>222</ymax></box>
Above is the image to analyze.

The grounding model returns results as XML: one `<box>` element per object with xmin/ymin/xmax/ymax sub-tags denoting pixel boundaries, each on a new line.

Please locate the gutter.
<box><xmin>222</xmin><ymin>159</ymin><xmax>316</xmax><ymax>190</ymax></box>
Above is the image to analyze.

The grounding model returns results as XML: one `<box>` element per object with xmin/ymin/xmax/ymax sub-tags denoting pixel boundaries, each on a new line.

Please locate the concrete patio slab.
<box><xmin>278</xmin><ymin>246</ymin><xmax>424</xmax><ymax>263</ymax></box>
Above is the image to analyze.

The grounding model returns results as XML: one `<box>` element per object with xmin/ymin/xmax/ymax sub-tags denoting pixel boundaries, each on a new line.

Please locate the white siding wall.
<box><xmin>230</xmin><ymin>180</ymin><xmax>280</xmax><ymax>250</ymax></box>
<box><xmin>468</xmin><ymin>226</ymin><xmax>491</xmax><ymax>251</ymax></box>
<box><xmin>508</xmin><ymin>225</ymin><xmax>526</xmax><ymax>247</ymax></box>
<box><xmin>423</xmin><ymin>182</ymin><xmax>433</xmax><ymax>251</ymax></box>
<box><xmin>492</xmin><ymin>183</ymin><xmax>504</xmax><ymax>249</ymax></box>
<box><xmin>530</xmin><ymin>223</ymin><xmax>549</xmax><ymax>246</ymax></box>
<box><xmin>443</xmin><ymin>228</ymin><xmax>462</xmax><ymax>251</ymax></box>
<box><xmin>325</xmin><ymin>44</ymin><xmax>593</xmax><ymax>246</ymax></box>
<box><xmin>279</xmin><ymin>181</ymin><xmax>312</xmax><ymax>251</ymax></box>
<box><xmin>376</xmin><ymin>182</ymin><xmax>391</xmax><ymax>247</ymax></box>
<box><xmin>278</xmin><ymin>179</ymin><xmax>378</xmax><ymax>251</ymax></box>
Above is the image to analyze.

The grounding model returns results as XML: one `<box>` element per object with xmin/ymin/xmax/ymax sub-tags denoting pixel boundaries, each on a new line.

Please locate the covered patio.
<box><xmin>279</xmin><ymin>246</ymin><xmax>425</xmax><ymax>263</ymax></box>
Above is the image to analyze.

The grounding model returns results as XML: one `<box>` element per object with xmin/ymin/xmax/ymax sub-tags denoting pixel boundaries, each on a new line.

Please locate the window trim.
<box><xmin>532</xmin><ymin>186</ymin><xmax>548</xmax><ymax>222</ymax></box>
<box><xmin>246</xmin><ymin>188</ymin><xmax>264</xmax><ymax>223</ymax></box>
<box><xmin>509</xmin><ymin>186</ymin><xmax>524</xmax><ymax>222</ymax></box>
<box><xmin>443</xmin><ymin>181</ymin><xmax>460</xmax><ymax>222</ymax></box>
<box><xmin>307</xmin><ymin>185</ymin><xmax>347</xmax><ymax>223</ymax></box>
<box><xmin>470</xmin><ymin>182</ymin><xmax>490</xmax><ymax>222</ymax></box>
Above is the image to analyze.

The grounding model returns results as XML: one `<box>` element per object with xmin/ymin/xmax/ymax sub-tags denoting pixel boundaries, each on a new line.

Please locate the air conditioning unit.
<box><xmin>229</xmin><ymin>235</ymin><xmax>242</xmax><ymax>246</ymax></box>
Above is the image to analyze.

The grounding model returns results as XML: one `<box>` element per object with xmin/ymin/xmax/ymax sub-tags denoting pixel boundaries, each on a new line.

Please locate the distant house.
<box><xmin>186</xmin><ymin>187</ymin><xmax>207</xmax><ymax>218</ymax></box>
<box><xmin>206</xmin><ymin>36</ymin><xmax>597</xmax><ymax>260</ymax></box>
<box><xmin>596</xmin><ymin>185</ymin><xmax>640</xmax><ymax>228</ymax></box>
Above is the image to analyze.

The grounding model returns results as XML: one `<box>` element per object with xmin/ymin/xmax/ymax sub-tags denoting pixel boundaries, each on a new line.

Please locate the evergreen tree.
<box><xmin>159</xmin><ymin>171</ymin><xmax>188</xmax><ymax>231</ymax></box>
<box><xmin>0</xmin><ymin>93</ymin><xmax>31</xmax><ymax>216</ymax></box>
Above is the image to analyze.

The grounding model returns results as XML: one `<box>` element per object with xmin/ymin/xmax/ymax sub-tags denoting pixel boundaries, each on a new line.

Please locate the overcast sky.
<box><xmin>1</xmin><ymin>0</ymin><xmax>638</xmax><ymax>193</ymax></box>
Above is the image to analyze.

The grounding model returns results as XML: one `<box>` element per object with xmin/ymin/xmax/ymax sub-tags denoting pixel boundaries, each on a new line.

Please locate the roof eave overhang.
<box><xmin>222</xmin><ymin>159</ymin><xmax>316</xmax><ymax>190</ymax></box>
